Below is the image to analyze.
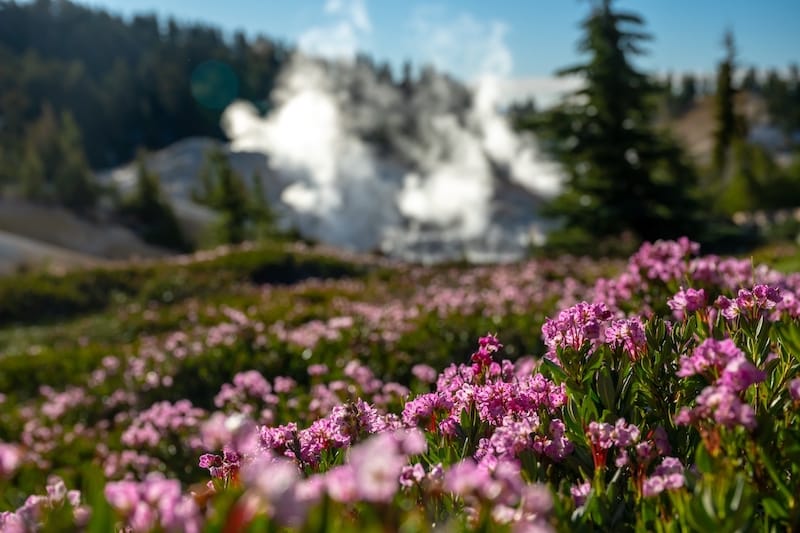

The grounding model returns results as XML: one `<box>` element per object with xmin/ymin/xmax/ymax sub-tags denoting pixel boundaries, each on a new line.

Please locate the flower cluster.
<box><xmin>198</xmin><ymin>448</ymin><xmax>242</xmax><ymax>480</ymax></box>
<box><xmin>604</xmin><ymin>316</ymin><xmax>647</xmax><ymax>360</ymax></box>
<box><xmin>271</xmin><ymin>316</ymin><xmax>353</xmax><ymax>349</ymax></box>
<box><xmin>641</xmin><ymin>457</ymin><xmax>685</xmax><ymax>497</ymax></box>
<box><xmin>239</xmin><ymin>456</ymin><xmax>319</xmax><ymax>527</ymax></box>
<box><xmin>471</xmin><ymin>334</ymin><xmax>503</xmax><ymax>369</ymax></box>
<box><xmin>791</xmin><ymin>378</ymin><xmax>800</xmax><ymax>402</ymax></box>
<box><xmin>259</xmin><ymin>399</ymin><xmax>393</xmax><ymax>467</ymax></box>
<box><xmin>0</xmin><ymin>442</ymin><xmax>23</xmax><ymax>478</ymax></box>
<box><xmin>0</xmin><ymin>477</ymin><xmax>87</xmax><ymax>531</ymax></box>
<box><xmin>445</xmin><ymin>460</ymin><xmax>554</xmax><ymax>530</ymax></box>
<box><xmin>676</xmin><ymin>338</ymin><xmax>765</xmax><ymax>431</ymax></box>
<box><xmin>677</xmin><ymin>338</ymin><xmax>742</xmax><ymax>378</ymax></box>
<box><xmin>400</xmin><ymin>461</ymin><xmax>444</xmax><ymax>492</ymax></box>
<box><xmin>630</xmin><ymin>237</ymin><xmax>699</xmax><ymax>283</ymax></box>
<box><xmin>675</xmin><ymin>385</ymin><xmax>758</xmax><ymax>431</ymax></box>
<box><xmin>402</xmin><ymin>343</ymin><xmax>571</xmax><ymax>469</ymax></box>
<box><xmin>213</xmin><ymin>370</ymin><xmax>279</xmax><ymax>420</ymax></box>
<box><xmin>476</xmin><ymin>416</ymin><xmax>573</xmax><ymax>467</ymax></box>
<box><xmin>105</xmin><ymin>474</ymin><xmax>202</xmax><ymax>533</ymax></box>
<box><xmin>542</xmin><ymin>302</ymin><xmax>613</xmax><ymax>360</ymax></box>
<box><xmin>586</xmin><ymin>418</ymin><xmax>641</xmax><ymax>469</ymax></box>
<box><xmin>401</xmin><ymin>392</ymin><xmax>454</xmax><ymax>430</ymax></box>
<box><xmin>326</xmin><ymin>430</ymin><xmax>422</xmax><ymax>503</ymax></box>
<box><xmin>121</xmin><ymin>400</ymin><xmax>205</xmax><ymax>449</ymax></box>
<box><xmin>411</xmin><ymin>363</ymin><xmax>438</xmax><ymax>383</ymax></box>
<box><xmin>667</xmin><ymin>287</ymin><xmax>707</xmax><ymax>319</ymax></box>
<box><xmin>716</xmin><ymin>285</ymin><xmax>782</xmax><ymax>321</ymax></box>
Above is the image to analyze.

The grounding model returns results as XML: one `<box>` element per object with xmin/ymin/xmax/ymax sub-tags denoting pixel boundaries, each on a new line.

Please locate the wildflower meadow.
<box><xmin>1</xmin><ymin>238</ymin><xmax>800</xmax><ymax>532</ymax></box>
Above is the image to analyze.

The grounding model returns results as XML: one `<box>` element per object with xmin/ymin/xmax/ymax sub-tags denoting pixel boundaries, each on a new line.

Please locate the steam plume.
<box><xmin>221</xmin><ymin>2</ymin><xmax>563</xmax><ymax>261</ymax></box>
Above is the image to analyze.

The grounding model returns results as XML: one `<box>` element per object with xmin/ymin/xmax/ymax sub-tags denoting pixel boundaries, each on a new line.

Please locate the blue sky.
<box><xmin>71</xmin><ymin>0</ymin><xmax>800</xmax><ymax>103</ymax></box>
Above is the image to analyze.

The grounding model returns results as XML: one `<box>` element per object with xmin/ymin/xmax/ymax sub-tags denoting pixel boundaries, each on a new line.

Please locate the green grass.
<box><xmin>0</xmin><ymin>242</ymin><xmax>367</xmax><ymax>328</ymax></box>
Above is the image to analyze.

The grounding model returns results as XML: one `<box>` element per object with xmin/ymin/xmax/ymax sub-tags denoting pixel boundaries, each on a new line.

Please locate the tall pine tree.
<box><xmin>545</xmin><ymin>0</ymin><xmax>700</xmax><ymax>250</ymax></box>
<box><xmin>18</xmin><ymin>107</ymin><xmax>97</xmax><ymax>210</ymax></box>
<box><xmin>712</xmin><ymin>30</ymin><xmax>744</xmax><ymax>178</ymax></box>
<box><xmin>53</xmin><ymin>111</ymin><xmax>97</xmax><ymax>211</ymax></box>
<box><xmin>121</xmin><ymin>155</ymin><xmax>188</xmax><ymax>251</ymax></box>
<box><xmin>249</xmin><ymin>170</ymin><xmax>277</xmax><ymax>238</ymax></box>
<box><xmin>196</xmin><ymin>148</ymin><xmax>251</xmax><ymax>245</ymax></box>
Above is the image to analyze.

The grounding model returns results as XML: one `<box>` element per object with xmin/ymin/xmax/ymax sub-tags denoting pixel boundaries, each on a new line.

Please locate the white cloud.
<box><xmin>298</xmin><ymin>0</ymin><xmax>371</xmax><ymax>61</ymax></box>
<box><xmin>408</xmin><ymin>6</ymin><xmax>584</xmax><ymax>109</ymax></box>
<box><xmin>411</xmin><ymin>7</ymin><xmax>513</xmax><ymax>80</ymax></box>
<box><xmin>325</xmin><ymin>0</ymin><xmax>371</xmax><ymax>32</ymax></box>
<box><xmin>298</xmin><ymin>22</ymin><xmax>360</xmax><ymax>61</ymax></box>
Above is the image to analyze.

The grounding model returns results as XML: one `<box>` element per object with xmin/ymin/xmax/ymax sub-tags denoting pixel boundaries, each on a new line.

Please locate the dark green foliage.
<box><xmin>659</xmin><ymin>72</ymin><xmax>701</xmax><ymax>118</ymax></box>
<box><xmin>196</xmin><ymin>148</ymin><xmax>250</xmax><ymax>244</ymax></box>
<box><xmin>763</xmin><ymin>65</ymin><xmax>800</xmax><ymax>135</ymax></box>
<box><xmin>53</xmin><ymin>112</ymin><xmax>97</xmax><ymax>210</ymax></box>
<box><xmin>0</xmin><ymin>0</ymin><xmax>289</xmax><ymax>168</ymax></box>
<box><xmin>195</xmin><ymin>148</ymin><xmax>276</xmax><ymax>245</ymax></box>
<box><xmin>0</xmin><ymin>0</ymin><xmax>412</xmax><ymax>179</ymax></box>
<box><xmin>0</xmin><ymin>343</ymin><xmax>109</xmax><ymax>402</ymax></box>
<box><xmin>249</xmin><ymin>170</ymin><xmax>278</xmax><ymax>238</ymax></box>
<box><xmin>709</xmin><ymin>64</ymin><xmax>800</xmax><ymax>137</ymax></box>
<box><xmin>542</xmin><ymin>0</ymin><xmax>702</xmax><ymax>248</ymax></box>
<box><xmin>119</xmin><ymin>157</ymin><xmax>189</xmax><ymax>251</ymax></box>
<box><xmin>715</xmin><ymin>143</ymin><xmax>800</xmax><ymax>222</ymax></box>
<box><xmin>675</xmin><ymin>74</ymin><xmax>697</xmax><ymax>115</ymax></box>
<box><xmin>712</xmin><ymin>31</ymin><xmax>746</xmax><ymax>178</ymax></box>
<box><xmin>19</xmin><ymin>140</ymin><xmax>46</xmax><ymax>200</ymax></box>
<box><xmin>17</xmin><ymin>106</ymin><xmax>97</xmax><ymax>210</ymax></box>
<box><xmin>0</xmin><ymin>267</ymin><xmax>140</xmax><ymax>328</ymax></box>
<box><xmin>0</xmin><ymin>243</ymin><xmax>364</xmax><ymax>327</ymax></box>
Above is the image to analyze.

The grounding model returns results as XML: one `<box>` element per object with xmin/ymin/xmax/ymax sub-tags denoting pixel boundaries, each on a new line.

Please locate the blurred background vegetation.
<box><xmin>0</xmin><ymin>0</ymin><xmax>798</xmax><ymax>261</ymax></box>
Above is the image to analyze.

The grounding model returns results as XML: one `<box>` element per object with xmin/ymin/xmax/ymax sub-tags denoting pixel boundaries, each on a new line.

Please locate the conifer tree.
<box><xmin>197</xmin><ymin>148</ymin><xmax>250</xmax><ymax>244</ymax></box>
<box><xmin>741</xmin><ymin>67</ymin><xmax>759</xmax><ymax>93</ymax></box>
<box><xmin>122</xmin><ymin>156</ymin><xmax>188</xmax><ymax>250</ymax></box>
<box><xmin>19</xmin><ymin>106</ymin><xmax>59</xmax><ymax>203</ymax></box>
<box><xmin>712</xmin><ymin>30</ymin><xmax>744</xmax><ymax>177</ymax></box>
<box><xmin>19</xmin><ymin>107</ymin><xmax>97</xmax><ymax>210</ymax></box>
<box><xmin>677</xmin><ymin>74</ymin><xmax>697</xmax><ymax>114</ymax></box>
<box><xmin>19</xmin><ymin>144</ymin><xmax>46</xmax><ymax>201</ymax></box>
<box><xmin>53</xmin><ymin>111</ymin><xmax>97</xmax><ymax>211</ymax></box>
<box><xmin>249</xmin><ymin>170</ymin><xmax>276</xmax><ymax>238</ymax></box>
<box><xmin>545</xmin><ymin>0</ymin><xmax>700</xmax><ymax>249</ymax></box>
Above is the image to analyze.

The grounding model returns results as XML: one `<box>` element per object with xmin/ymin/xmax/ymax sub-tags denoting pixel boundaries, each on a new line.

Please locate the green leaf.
<box><xmin>761</xmin><ymin>497</ymin><xmax>789</xmax><ymax>520</ymax></box>
<box><xmin>596</xmin><ymin>367</ymin><xmax>616</xmax><ymax>412</ymax></box>
<box><xmin>701</xmin><ymin>486</ymin><xmax>716</xmax><ymax>520</ymax></box>
<box><xmin>685</xmin><ymin>493</ymin><xmax>717</xmax><ymax>531</ymax></box>
<box><xmin>541</xmin><ymin>357</ymin><xmax>567</xmax><ymax>383</ymax></box>
<box><xmin>729</xmin><ymin>474</ymin><xmax>745</xmax><ymax>512</ymax></box>
<box><xmin>695</xmin><ymin>444</ymin><xmax>714</xmax><ymax>474</ymax></box>
<box><xmin>579</xmin><ymin>396</ymin><xmax>599</xmax><ymax>424</ymax></box>
<box><xmin>758</xmin><ymin>444</ymin><xmax>795</xmax><ymax>505</ymax></box>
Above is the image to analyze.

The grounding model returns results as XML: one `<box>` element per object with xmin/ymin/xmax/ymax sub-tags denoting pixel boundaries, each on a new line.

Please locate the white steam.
<box><xmin>223</xmin><ymin>58</ymin><xmax>401</xmax><ymax>249</ymax></box>
<box><xmin>221</xmin><ymin>1</ymin><xmax>563</xmax><ymax>261</ymax></box>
